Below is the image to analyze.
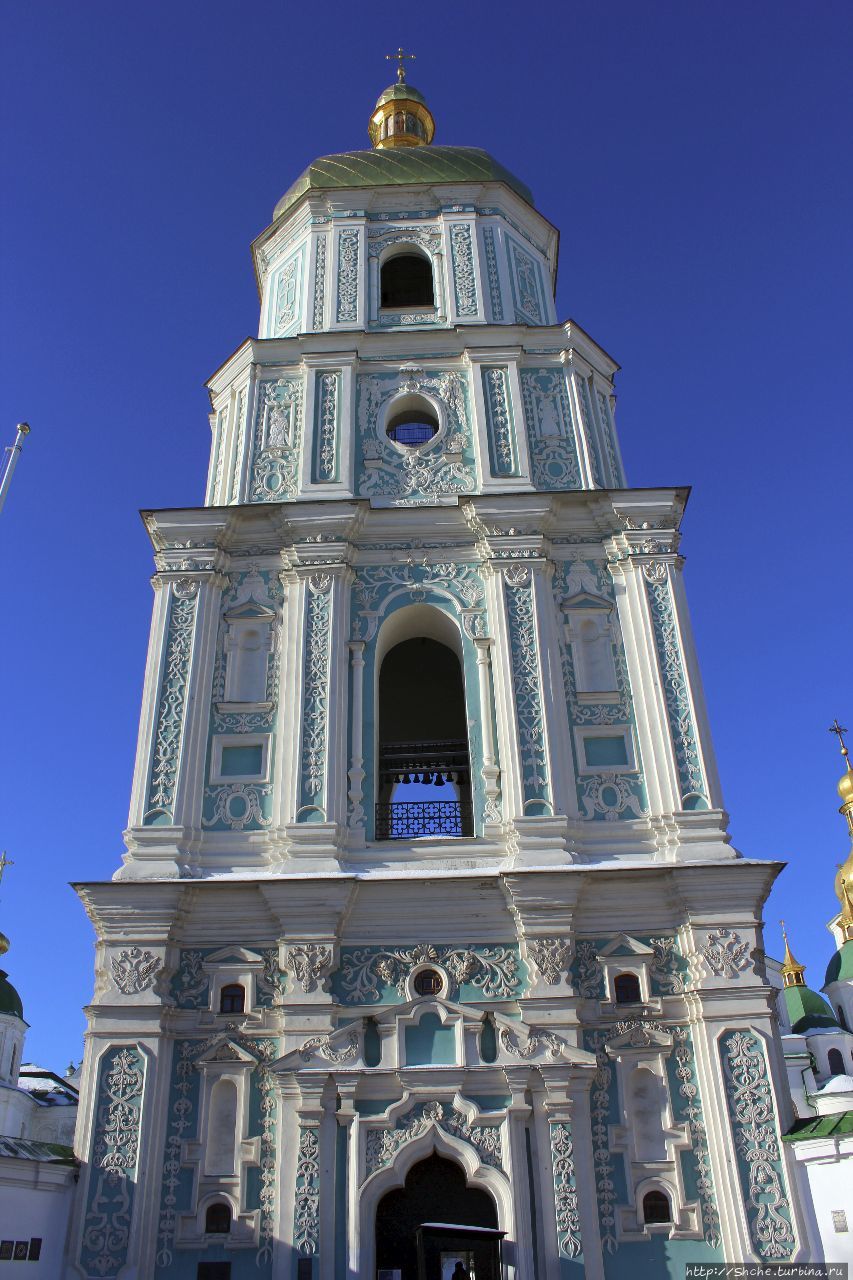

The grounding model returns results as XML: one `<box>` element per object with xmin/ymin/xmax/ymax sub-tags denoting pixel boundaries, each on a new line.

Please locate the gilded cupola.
<box><xmin>368</xmin><ymin>49</ymin><xmax>436</xmax><ymax>149</ymax></box>
<box><xmin>830</xmin><ymin>719</ymin><xmax>853</xmax><ymax>944</ymax></box>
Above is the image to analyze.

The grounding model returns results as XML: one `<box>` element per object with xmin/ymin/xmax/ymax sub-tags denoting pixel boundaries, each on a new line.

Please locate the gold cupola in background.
<box><xmin>830</xmin><ymin>718</ymin><xmax>853</xmax><ymax>942</ymax></box>
<box><xmin>780</xmin><ymin>922</ymin><xmax>806</xmax><ymax>987</ymax></box>
<box><xmin>369</xmin><ymin>49</ymin><xmax>436</xmax><ymax>150</ymax></box>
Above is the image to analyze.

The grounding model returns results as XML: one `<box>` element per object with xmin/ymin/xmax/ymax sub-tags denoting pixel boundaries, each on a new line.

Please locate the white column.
<box><xmin>474</xmin><ymin>637</ymin><xmax>502</xmax><ymax>828</ymax></box>
<box><xmin>126</xmin><ymin>577</ymin><xmax>172</xmax><ymax>829</ymax></box>
<box><xmin>347</xmin><ymin>641</ymin><xmax>367</xmax><ymax>844</ymax></box>
<box><xmin>607</xmin><ymin>550</ymin><xmax>682</xmax><ymax>813</ymax></box>
<box><xmin>173</xmin><ymin>571</ymin><xmax>228</xmax><ymax>832</ymax></box>
<box><xmin>504</xmin><ymin>1068</ymin><xmax>536</xmax><ymax>1280</ymax></box>
<box><xmin>669</xmin><ymin>559</ymin><xmax>724</xmax><ymax>807</ymax></box>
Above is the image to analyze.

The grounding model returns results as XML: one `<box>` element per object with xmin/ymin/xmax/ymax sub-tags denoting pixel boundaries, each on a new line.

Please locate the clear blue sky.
<box><xmin>1</xmin><ymin>1</ymin><xmax>851</xmax><ymax>1067</ymax></box>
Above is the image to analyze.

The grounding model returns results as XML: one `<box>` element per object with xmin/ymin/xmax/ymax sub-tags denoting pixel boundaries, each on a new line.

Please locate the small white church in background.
<box><xmin>2</xmin><ymin>57</ymin><xmax>851</xmax><ymax>1280</ymax></box>
<box><xmin>0</xmin><ymin>925</ymin><xmax>79</xmax><ymax>1273</ymax></box>
<box><xmin>768</xmin><ymin>741</ymin><xmax>853</xmax><ymax>1266</ymax></box>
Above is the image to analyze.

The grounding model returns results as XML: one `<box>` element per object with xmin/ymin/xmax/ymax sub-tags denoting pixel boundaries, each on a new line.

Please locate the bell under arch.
<box><xmin>375</xmin><ymin>604</ymin><xmax>472</xmax><ymax>839</ymax></box>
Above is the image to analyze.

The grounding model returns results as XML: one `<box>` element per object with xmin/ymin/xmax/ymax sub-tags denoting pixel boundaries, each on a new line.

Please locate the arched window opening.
<box><xmin>642</xmin><ymin>1189</ymin><xmax>672</xmax><ymax>1225</ymax></box>
<box><xmin>381</xmin><ymin>252</ymin><xmax>435</xmax><ymax>310</ymax></box>
<box><xmin>828</xmin><ymin>1047</ymin><xmax>844</xmax><ymax>1075</ymax></box>
<box><xmin>205</xmin><ymin>1202</ymin><xmax>232</xmax><ymax>1234</ymax></box>
<box><xmin>614</xmin><ymin>972</ymin><xmax>642</xmax><ymax>1004</ymax></box>
<box><xmin>377</xmin><ymin>635</ymin><xmax>472</xmax><ymax>839</ymax></box>
<box><xmin>220</xmin><ymin>984</ymin><xmax>245</xmax><ymax>1015</ymax></box>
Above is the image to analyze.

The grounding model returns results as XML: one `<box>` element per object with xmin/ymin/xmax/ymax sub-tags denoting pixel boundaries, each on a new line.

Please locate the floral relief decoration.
<box><xmin>365</xmin><ymin>1101</ymin><xmax>502</xmax><ymax>1177</ymax></box>
<box><xmin>333</xmin><ymin>942</ymin><xmax>523</xmax><ymax>1004</ymax></box>
<box><xmin>356</xmin><ymin>368</ymin><xmax>475</xmax><ymax>505</ymax></box>
<box><xmin>719</xmin><ymin>1029</ymin><xmax>796</xmax><ymax>1259</ymax></box>
<box><xmin>80</xmin><ymin>1047</ymin><xmax>145</xmax><ymax>1280</ymax></box>
<box><xmin>519</xmin><ymin>368</ymin><xmax>581</xmax><ymax>491</ymax></box>
<box><xmin>250</xmin><ymin>375</ymin><xmax>304</xmax><ymax>502</ymax></box>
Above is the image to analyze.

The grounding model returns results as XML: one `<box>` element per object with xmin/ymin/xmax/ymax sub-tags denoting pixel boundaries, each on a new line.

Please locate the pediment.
<box><xmin>203</xmin><ymin>946</ymin><xmax>264</xmax><ymax>968</ymax></box>
<box><xmin>225</xmin><ymin>599</ymin><xmax>276</xmax><ymax>621</ymax></box>
<box><xmin>372</xmin><ymin>996</ymin><xmax>477</xmax><ymax>1028</ymax></box>
<box><xmin>196</xmin><ymin>1035</ymin><xmax>258</xmax><ymax>1066</ymax></box>
<box><xmin>605</xmin><ymin>1024</ymin><xmax>673</xmax><ymax>1053</ymax></box>
<box><xmin>270</xmin><ymin>1022</ymin><xmax>362</xmax><ymax>1072</ymax></box>
<box><xmin>597</xmin><ymin>933</ymin><xmax>654</xmax><ymax>960</ymax></box>
<box><xmin>494</xmin><ymin>1011</ymin><xmax>597</xmax><ymax>1067</ymax></box>
<box><xmin>561</xmin><ymin>591</ymin><xmax>612</xmax><ymax>611</ymax></box>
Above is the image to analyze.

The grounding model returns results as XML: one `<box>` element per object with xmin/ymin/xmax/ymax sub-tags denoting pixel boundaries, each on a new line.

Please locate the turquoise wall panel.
<box><xmin>79</xmin><ymin>1046</ymin><xmax>145</xmax><ymax>1280</ymax></box>
<box><xmin>719</xmin><ymin>1029</ymin><xmax>796</xmax><ymax>1260</ymax></box>
<box><xmin>405</xmin><ymin>1011</ymin><xmax>456</xmax><ymax>1064</ymax></box>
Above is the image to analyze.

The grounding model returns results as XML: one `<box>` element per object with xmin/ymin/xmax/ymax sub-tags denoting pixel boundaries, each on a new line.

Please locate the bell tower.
<box><xmin>67</xmin><ymin>71</ymin><xmax>814</xmax><ymax>1280</ymax></box>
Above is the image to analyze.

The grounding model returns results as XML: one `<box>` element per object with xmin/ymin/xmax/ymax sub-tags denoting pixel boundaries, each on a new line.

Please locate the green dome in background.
<box><xmin>0</xmin><ymin>969</ymin><xmax>23</xmax><ymax>1020</ymax></box>
<box><xmin>825</xmin><ymin>939</ymin><xmax>853</xmax><ymax>986</ymax></box>
<box><xmin>273</xmin><ymin>146</ymin><xmax>534</xmax><ymax>222</ymax></box>
<box><xmin>783</xmin><ymin>981</ymin><xmax>838</xmax><ymax>1034</ymax></box>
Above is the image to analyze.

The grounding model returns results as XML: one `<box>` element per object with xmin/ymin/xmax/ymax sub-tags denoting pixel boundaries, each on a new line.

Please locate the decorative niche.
<box><xmin>219</xmin><ymin>601</ymin><xmax>276</xmax><ymax>711</ymax></box>
<box><xmin>561</xmin><ymin>593</ymin><xmax>619</xmax><ymax>699</ymax></box>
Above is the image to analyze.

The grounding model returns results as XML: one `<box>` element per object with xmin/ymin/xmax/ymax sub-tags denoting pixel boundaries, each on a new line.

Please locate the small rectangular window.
<box><xmin>584</xmin><ymin>735</ymin><xmax>629</xmax><ymax>767</ymax></box>
<box><xmin>28</xmin><ymin>1239</ymin><xmax>42</xmax><ymax>1261</ymax></box>
<box><xmin>220</xmin><ymin>744</ymin><xmax>264</xmax><ymax>777</ymax></box>
<box><xmin>297</xmin><ymin>1261</ymin><xmax>314</xmax><ymax>1280</ymax></box>
<box><xmin>197</xmin><ymin>1265</ymin><xmax>231</xmax><ymax>1280</ymax></box>
<box><xmin>210</xmin><ymin>734</ymin><xmax>270</xmax><ymax>784</ymax></box>
<box><xmin>0</xmin><ymin>1243</ymin><xmax>13</xmax><ymax>1261</ymax></box>
<box><xmin>14</xmin><ymin>1242</ymin><xmax>29</xmax><ymax>1260</ymax></box>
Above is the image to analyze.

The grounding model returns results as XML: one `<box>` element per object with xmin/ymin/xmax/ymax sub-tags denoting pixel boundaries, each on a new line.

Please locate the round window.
<box><xmin>386</xmin><ymin>406</ymin><xmax>439</xmax><ymax>449</ymax></box>
<box><xmin>413</xmin><ymin>968</ymin><xmax>444</xmax><ymax>996</ymax></box>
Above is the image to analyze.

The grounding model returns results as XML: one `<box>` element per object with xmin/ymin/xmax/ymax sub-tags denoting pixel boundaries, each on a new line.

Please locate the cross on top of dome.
<box><xmin>386</xmin><ymin>47</ymin><xmax>416</xmax><ymax>84</ymax></box>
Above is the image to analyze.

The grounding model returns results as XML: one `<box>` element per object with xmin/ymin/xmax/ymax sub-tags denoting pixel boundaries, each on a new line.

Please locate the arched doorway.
<box><xmin>375</xmin><ymin>1153</ymin><xmax>498</xmax><ymax>1279</ymax></box>
<box><xmin>376</xmin><ymin>635</ymin><xmax>472</xmax><ymax>838</ymax></box>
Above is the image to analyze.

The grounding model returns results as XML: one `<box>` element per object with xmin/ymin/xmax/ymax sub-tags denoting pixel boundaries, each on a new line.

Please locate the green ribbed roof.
<box><xmin>0</xmin><ymin>969</ymin><xmax>23</xmax><ymax>1020</ymax></box>
<box><xmin>273</xmin><ymin>146</ymin><xmax>534</xmax><ymax>221</ymax></box>
<box><xmin>783</xmin><ymin>982</ymin><xmax>838</xmax><ymax>1034</ymax></box>
<box><xmin>825</xmin><ymin>939</ymin><xmax>853</xmax><ymax>985</ymax></box>
<box><xmin>783</xmin><ymin>1110</ymin><xmax>853</xmax><ymax>1142</ymax></box>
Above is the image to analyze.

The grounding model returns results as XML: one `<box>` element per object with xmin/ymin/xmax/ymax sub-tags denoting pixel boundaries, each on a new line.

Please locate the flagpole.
<box><xmin>0</xmin><ymin>423</ymin><xmax>30</xmax><ymax>516</ymax></box>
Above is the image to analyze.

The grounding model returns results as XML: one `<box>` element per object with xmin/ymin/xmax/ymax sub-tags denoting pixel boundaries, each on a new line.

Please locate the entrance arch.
<box><xmin>375</xmin><ymin>1153</ymin><xmax>498</xmax><ymax>1279</ymax></box>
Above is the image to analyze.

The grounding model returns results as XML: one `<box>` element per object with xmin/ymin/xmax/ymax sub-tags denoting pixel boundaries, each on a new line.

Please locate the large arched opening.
<box><xmin>380</xmin><ymin>247</ymin><xmax>435</xmax><ymax>310</ymax></box>
<box><xmin>376</xmin><ymin>607</ymin><xmax>472</xmax><ymax>839</ymax></box>
<box><xmin>375</xmin><ymin>1153</ymin><xmax>499</xmax><ymax>1279</ymax></box>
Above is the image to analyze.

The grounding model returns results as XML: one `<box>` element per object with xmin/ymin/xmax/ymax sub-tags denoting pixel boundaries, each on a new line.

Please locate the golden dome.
<box><xmin>0</xmin><ymin>931</ymin><xmax>8</xmax><ymax>957</ymax></box>
<box><xmin>368</xmin><ymin>51</ymin><xmax>435</xmax><ymax>150</ymax></box>
<box><xmin>838</xmin><ymin>766</ymin><xmax>853</xmax><ymax>806</ymax></box>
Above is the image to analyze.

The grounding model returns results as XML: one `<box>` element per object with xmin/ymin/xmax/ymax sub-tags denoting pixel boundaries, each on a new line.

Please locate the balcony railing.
<box><xmin>378</xmin><ymin>738</ymin><xmax>470</xmax><ymax>787</ymax></box>
<box><xmin>376</xmin><ymin>738</ymin><xmax>472</xmax><ymax>839</ymax></box>
<box><xmin>375</xmin><ymin>800</ymin><xmax>474</xmax><ymax>840</ymax></box>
